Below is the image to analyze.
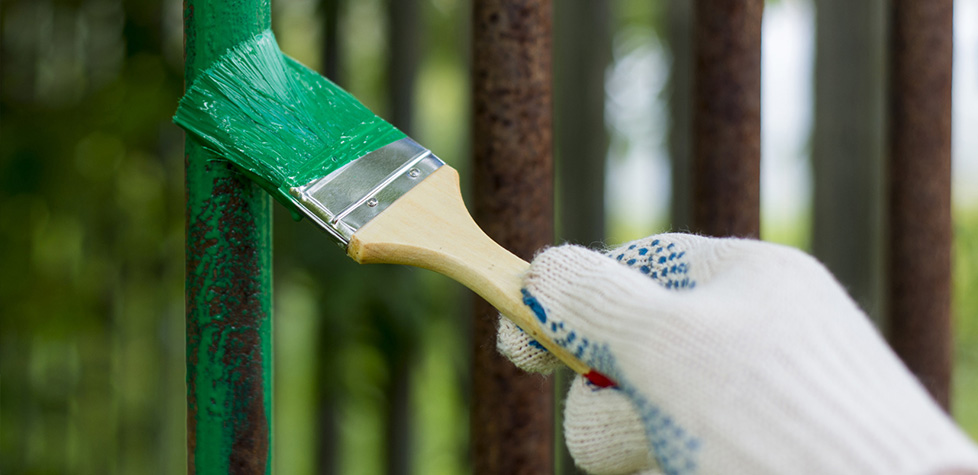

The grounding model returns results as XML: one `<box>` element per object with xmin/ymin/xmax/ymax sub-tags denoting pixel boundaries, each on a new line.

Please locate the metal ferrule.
<box><xmin>288</xmin><ymin>137</ymin><xmax>445</xmax><ymax>247</ymax></box>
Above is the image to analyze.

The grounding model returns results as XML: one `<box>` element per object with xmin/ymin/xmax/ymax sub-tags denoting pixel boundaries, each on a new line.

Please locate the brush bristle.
<box><xmin>174</xmin><ymin>30</ymin><xmax>405</xmax><ymax>200</ymax></box>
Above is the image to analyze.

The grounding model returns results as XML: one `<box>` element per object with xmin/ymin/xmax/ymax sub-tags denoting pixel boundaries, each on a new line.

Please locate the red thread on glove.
<box><xmin>585</xmin><ymin>370</ymin><xmax>617</xmax><ymax>388</ymax></box>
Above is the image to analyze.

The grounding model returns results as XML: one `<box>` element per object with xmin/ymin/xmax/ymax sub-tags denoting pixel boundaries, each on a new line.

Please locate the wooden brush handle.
<box><xmin>348</xmin><ymin>165</ymin><xmax>592</xmax><ymax>375</ymax></box>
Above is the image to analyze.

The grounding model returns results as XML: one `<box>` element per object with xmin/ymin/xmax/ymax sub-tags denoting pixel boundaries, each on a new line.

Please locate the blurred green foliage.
<box><xmin>953</xmin><ymin>208</ymin><xmax>978</xmax><ymax>437</ymax></box>
<box><xmin>1</xmin><ymin>0</ymin><xmax>187</xmax><ymax>472</ymax></box>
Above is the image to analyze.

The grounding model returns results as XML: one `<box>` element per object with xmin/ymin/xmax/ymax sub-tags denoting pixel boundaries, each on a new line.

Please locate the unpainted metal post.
<box><xmin>184</xmin><ymin>0</ymin><xmax>274</xmax><ymax>473</ymax></box>
<box><xmin>387</xmin><ymin>0</ymin><xmax>420</xmax><ymax>135</ymax></box>
<box><xmin>555</xmin><ymin>1</ymin><xmax>610</xmax><ymax>247</ymax></box>
<box><xmin>472</xmin><ymin>0</ymin><xmax>555</xmax><ymax>472</ymax></box>
<box><xmin>554</xmin><ymin>2</ymin><xmax>611</xmax><ymax>473</ymax></box>
<box><xmin>383</xmin><ymin>3</ymin><xmax>421</xmax><ymax>475</ymax></box>
<box><xmin>321</xmin><ymin>0</ymin><xmax>340</xmax><ymax>83</ymax></box>
<box><xmin>668</xmin><ymin>0</ymin><xmax>694</xmax><ymax>231</ymax></box>
<box><xmin>886</xmin><ymin>0</ymin><xmax>954</xmax><ymax>410</ymax></box>
<box><xmin>811</xmin><ymin>0</ymin><xmax>886</xmax><ymax>323</ymax></box>
<box><xmin>691</xmin><ymin>0</ymin><xmax>763</xmax><ymax>238</ymax></box>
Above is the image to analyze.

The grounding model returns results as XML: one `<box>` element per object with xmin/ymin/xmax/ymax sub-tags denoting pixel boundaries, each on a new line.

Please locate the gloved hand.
<box><xmin>498</xmin><ymin>233</ymin><xmax>978</xmax><ymax>475</ymax></box>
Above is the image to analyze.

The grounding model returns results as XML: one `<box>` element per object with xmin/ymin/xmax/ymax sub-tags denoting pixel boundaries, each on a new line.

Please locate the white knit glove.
<box><xmin>498</xmin><ymin>233</ymin><xmax>978</xmax><ymax>475</ymax></box>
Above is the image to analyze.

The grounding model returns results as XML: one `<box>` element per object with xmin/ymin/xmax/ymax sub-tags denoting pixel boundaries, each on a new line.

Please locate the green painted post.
<box><xmin>183</xmin><ymin>1</ymin><xmax>274</xmax><ymax>474</ymax></box>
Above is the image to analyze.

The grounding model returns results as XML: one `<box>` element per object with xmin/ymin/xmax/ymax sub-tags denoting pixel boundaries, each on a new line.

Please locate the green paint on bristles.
<box><xmin>174</xmin><ymin>30</ymin><xmax>406</xmax><ymax>212</ymax></box>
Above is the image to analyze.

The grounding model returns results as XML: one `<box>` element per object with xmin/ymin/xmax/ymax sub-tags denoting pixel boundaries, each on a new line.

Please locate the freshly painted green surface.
<box><xmin>175</xmin><ymin>30</ymin><xmax>405</xmax><ymax>209</ymax></box>
<box><xmin>184</xmin><ymin>0</ymin><xmax>274</xmax><ymax>474</ymax></box>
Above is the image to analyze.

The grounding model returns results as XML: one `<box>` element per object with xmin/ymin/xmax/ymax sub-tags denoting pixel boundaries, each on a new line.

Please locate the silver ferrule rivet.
<box><xmin>408</xmin><ymin>167</ymin><xmax>421</xmax><ymax>178</ymax></box>
<box><xmin>366</xmin><ymin>197</ymin><xmax>379</xmax><ymax>207</ymax></box>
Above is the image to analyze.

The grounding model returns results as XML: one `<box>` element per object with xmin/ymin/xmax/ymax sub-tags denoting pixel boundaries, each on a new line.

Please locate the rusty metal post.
<box><xmin>886</xmin><ymin>0</ymin><xmax>954</xmax><ymax>410</ymax></box>
<box><xmin>184</xmin><ymin>0</ymin><xmax>274</xmax><ymax>473</ymax></box>
<box><xmin>691</xmin><ymin>0</ymin><xmax>763</xmax><ymax>238</ymax></box>
<box><xmin>472</xmin><ymin>0</ymin><xmax>555</xmax><ymax>472</ymax></box>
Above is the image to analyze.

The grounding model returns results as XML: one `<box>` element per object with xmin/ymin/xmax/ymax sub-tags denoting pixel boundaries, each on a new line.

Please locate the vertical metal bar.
<box><xmin>812</xmin><ymin>0</ymin><xmax>886</xmax><ymax>322</ymax></box>
<box><xmin>184</xmin><ymin>1</ymin><xmax>274</xmax><ymax>473</ymax></box>
<box><xmin>321</xmin><ymin>0</ymin><xmax>340</xmax><ymax>83</ymax></box>
<box><xmin>886</xmin><ymin>0</ymin><xmax>953</xmax><ymax>410</ymax></box>
<box><xmin>691</xmin><ymin>0</ymin><xmax>763</xmax><ymax>238</ymax></box>
<box><xmin>553</xmin><ymin>2</ymin><xmax>610</xmax><ymax>473</ymax></box>
<box><xmin>668</xmin><ymin>0</ymin><xmax>695</xmax><ymax>231</ymax></box>
<box><xmin>383</xmin><ymin>3</ymin><xmax>421</xmax><ymax>474</ymax></box>
<box><xmin>316</xmin><ymin>3</ymin><xmax>341</xmax><ymax>473</ymax></box>
<box><xmin>472</xmin><ymin>0</ymin><xmax>555</xmax><ymax>472</ymax></box>
<box><xmin>387</xmin><ymin>0</ymin><xmax>420</xmax><ymax>134</ymax></box>
<box><xmin>555</xmin><ymin>1</ymin><xmax>610</xmax><ymax>247</ymax></box>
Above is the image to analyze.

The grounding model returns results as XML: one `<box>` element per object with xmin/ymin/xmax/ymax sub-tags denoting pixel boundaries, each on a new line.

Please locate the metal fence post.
<box><xmin>554</xmin><ymin>3</ymin><xmax>611</xmax><ymax>473</ymax></box>
<box><xmin>668</xmin><ymin>0</ymin><xmax>695</xmax><ymax>231</ymax></box>
<box><xmin>691</xmin><ymin>0</ymin><xmax>763</xmax><ymax>238</ymax></box>
<box><xmin>184</xmin><ymin>1</ymin><xmax>274</xmax><ymax>473</ymax></box>
<box><xmin>812</xmin><ymin>0</ymin><xmax>887</xmax><ymax>324</ymax></box>
<box><xmin>472</xmin><ymin>0</ymin><xmax>555</xmax><ymax>472</ymax></box>
<box><xmin>886</xmin><ymin>0</ymin><xmax>954</xmax><ymax>410</ymax></box>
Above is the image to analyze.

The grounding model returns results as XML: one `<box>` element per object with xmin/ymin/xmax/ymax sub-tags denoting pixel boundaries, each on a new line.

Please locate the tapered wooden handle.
<box><xmin>348</xmin><ymin>165</ymin><xmax>592</xmax><ymax>375</ymax></box>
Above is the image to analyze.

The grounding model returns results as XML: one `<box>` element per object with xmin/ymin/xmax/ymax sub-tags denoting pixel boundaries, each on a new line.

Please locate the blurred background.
<box><xmin>2</xmin><ymin>0</ymin><xmax>977</xmax><ymax>473</ymax></box>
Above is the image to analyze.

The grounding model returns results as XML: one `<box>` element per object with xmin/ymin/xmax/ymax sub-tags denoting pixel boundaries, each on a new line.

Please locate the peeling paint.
<box><xmin>184</xmin><ymin>0</ymin><xmax>273</xmax><ymax>473</ymax></box>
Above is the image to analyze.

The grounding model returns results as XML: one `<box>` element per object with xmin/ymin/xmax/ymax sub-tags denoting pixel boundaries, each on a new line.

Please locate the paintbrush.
<box><xmin>174</xmin><ymin>30</ymin><xmax>612</xmax><ymax>386</ymax></box>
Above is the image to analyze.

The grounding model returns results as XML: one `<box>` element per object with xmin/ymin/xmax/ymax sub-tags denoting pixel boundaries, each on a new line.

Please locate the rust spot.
<box><xmin>187</xmin><ymin>160</ymin><xmax>270</xmax><ymax>472</ymax></box>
